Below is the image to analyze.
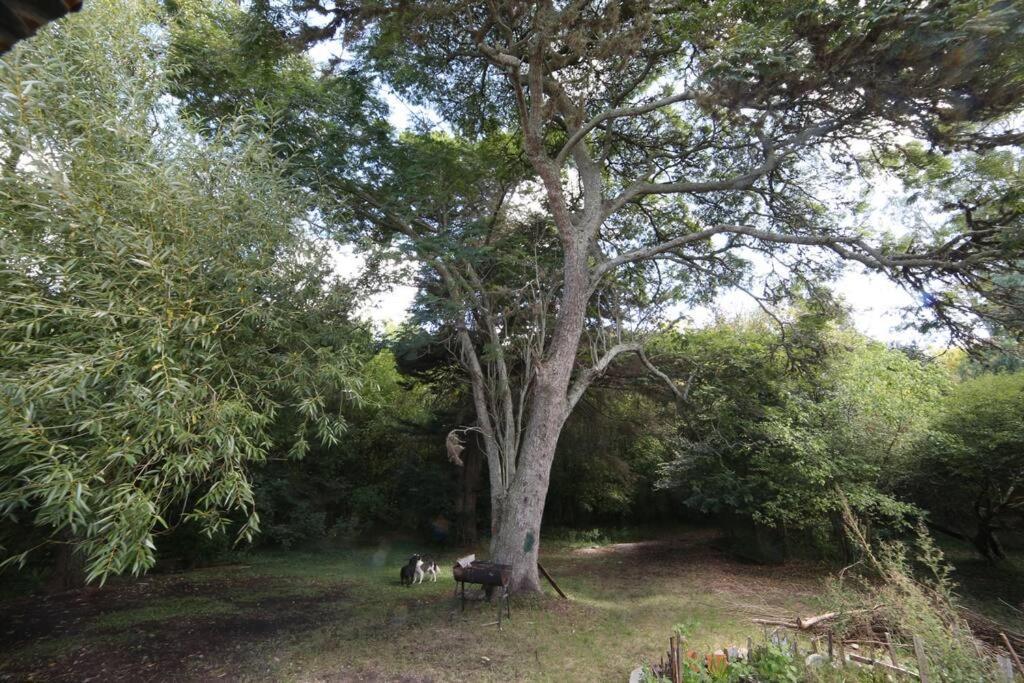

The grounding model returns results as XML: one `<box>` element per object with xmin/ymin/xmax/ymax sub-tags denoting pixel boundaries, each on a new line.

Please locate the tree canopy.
<box><xmin>2</xmin><ymin>0</ymin><xmax>1023</xmax><ymax>594</ymax></box>
<box><xmin>0</xmin><ymin>0</ymin><xmax>366</xmax><ymax>582</ymax></box>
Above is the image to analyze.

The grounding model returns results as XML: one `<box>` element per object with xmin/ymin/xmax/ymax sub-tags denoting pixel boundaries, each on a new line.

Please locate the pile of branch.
<box><xmin>752</xmin><ymin>606</ymin><xmax>882</xmax><ymax>635</ymax></box>
<box><xmin>961</xmin><ymin>608</ymin><xmax>1024</xmax><ymax>653</ymax></box>
<box><xmin>754</xmin><ymin>607</ymin><xmax>1024</xmax><ymax>663</ymax></box>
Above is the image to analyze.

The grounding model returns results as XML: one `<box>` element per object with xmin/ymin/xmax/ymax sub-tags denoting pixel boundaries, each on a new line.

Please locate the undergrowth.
<box><xmin>824</xmin><ymin>494</ymin><xmax>1000</xmax><ymax>681</ymax></box>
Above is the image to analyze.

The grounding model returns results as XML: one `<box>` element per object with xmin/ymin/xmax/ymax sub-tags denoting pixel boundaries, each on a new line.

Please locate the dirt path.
<box><xmin>567</xmin><ymin>529</ymin><xmax>823</xmax><ymax>610</ymax></box>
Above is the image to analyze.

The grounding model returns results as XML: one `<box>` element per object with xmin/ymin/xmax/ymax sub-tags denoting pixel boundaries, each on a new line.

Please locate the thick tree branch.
<box><xmin>457</xmin><ymin>328</ymin><xmax>506</xmax><ymax>494</ymax></box>
<box><xmin>637</xmin><ymin>347</ymin><xmax>693</xmax><ymax>405</ymax></box>
<box><xmin>593</xmin><ymin>221</ymin><xmax>1001</xmax><ymax>288</ymax></box>
<box><xmin>555</xmin><ymin>90</ymin><xmax>697</xmax><ymax>168</ymax></box>
<box><xmin>566</xmin><ymin>341</ymin><xmax>642</xmax><ymax>411</ymax></box>
<box><xmin>601</xmin><ymin>123</ymin><xmax>835</xmax><ymax>220</ymax></box>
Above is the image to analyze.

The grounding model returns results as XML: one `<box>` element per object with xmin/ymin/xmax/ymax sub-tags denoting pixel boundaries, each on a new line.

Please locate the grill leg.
<box><xmin>461</xmin><ymin>581</ymin><xmax>466</xmax><ymax>612</ymax></box>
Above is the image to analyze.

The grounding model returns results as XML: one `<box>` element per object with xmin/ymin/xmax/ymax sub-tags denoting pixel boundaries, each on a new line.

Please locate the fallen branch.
<box><xmin>848</xmin><ymin>653</ymin><xmax>919</xmax><ymax>678</ymax></box>
<box><xmin>751</xmin><ymin>618</ymin><xmax>799</xmax><ymax>629</ymax></box>
<box><xmin>1000</xmin><ymin>632</ymin><xmax>1024</xmax><ymax>676</ymax></box>
<box><xmin>961</xmin><ymin>608</ymin><xmax>1024</xmax><ymax>651</ymax></box>
<box><xmin>798</xmin><ymin>612</ymin><xmax>838</xmax><ymax>630</ymax></box>
<box><xmin>753</xmin><ymin>606</ymin><xmax>882</xmax><ymax>632</ymax></box>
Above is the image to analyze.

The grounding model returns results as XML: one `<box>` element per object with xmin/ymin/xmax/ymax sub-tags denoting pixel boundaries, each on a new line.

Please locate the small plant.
<box><xmin>640</xmin><ymin>663</ymin><xmax>669</xmax><ymax>682</ymax></box>
<box><xmin>649</xmin><ymin>640</ymin><xmax>799</xmax><ymax>683</ymax></box>
<box><xmin>672</xmin><ymin>618</ymin><xmax>700</xmax><ymax>639</ymax></box>
<box><xmin>747</xmin><ymin>643</ymin><xmax>800</xmax><ymax>683</ymax></box>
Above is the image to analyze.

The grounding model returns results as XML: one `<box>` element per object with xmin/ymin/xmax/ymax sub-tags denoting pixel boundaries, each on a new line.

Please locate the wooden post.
<box><xmin>913</xmin><ymin>635</ymin><xmax>930</xmax><ymax>683</ymax></box>
<box><xmin>885</xmin><ymin>631</ymin><xmax>898</xmax><ymax>666</ymax></box>
<box><xmin>1000</xmin><ymin>632</ymin><xmax>1024</xmax><ymax>677</ymax></box>
<box><xmin>675</xmin><ymin>636</ymin><xmax>682</xmax><ymax>683</ymax></box>
<box><xmin>537</xmin><ymin>562</ymin><xmax>568</xmax><ymax>599</ymax></box>
<box><xmin>671</xmin><ymin>634</ymin><xmax>679</xmax><ymax>683</ymax></box>
<box><xmin>669</xmin><ymin>636</ymin><xmax>676</xmax><ymax>683</ymax></box>
<box><xmin>827</xmin><ymin>632</ymin><xmax>834</xmax><ymax>661</ymax></box>
<box><xmin>996</xmin><ymin>655</ymin><xmax>1015</xmax><ymax>683</ymax></box>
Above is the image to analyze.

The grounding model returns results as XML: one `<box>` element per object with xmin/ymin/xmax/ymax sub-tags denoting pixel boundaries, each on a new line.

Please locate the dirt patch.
<box><xmin>567</xmin><ymin>529</ymin><xmax>823</xmax><ymax>613</ymax></box>
<box><xmin>302</xmin><ymin>670</ymin><xmax>436</xmax><ymax>683</ymax></box>
<box><xmin>0</xmin><ymin>572</ymin><xmax>349</xmax><ymax>682</ymax></box>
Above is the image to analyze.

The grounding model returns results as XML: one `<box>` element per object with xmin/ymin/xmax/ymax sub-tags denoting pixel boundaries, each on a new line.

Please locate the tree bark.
<box><xmin>454</xmin><ymin>437</ymin><xmax>482</xmax><ymax>545</ymax></box>
<box><xmin>489</xmin><ymin>397</ymin><xmax>565</xmax><ymax>591</ymax></box>
<box><xmin>48</xmin><ymin>530</ymin><xmax>86</xmax><ymax>592</ymax></box>
<box><xmin>488</xmin><ymin>300</ymin><xmax>582</xmax><ymax>590</ymax></box>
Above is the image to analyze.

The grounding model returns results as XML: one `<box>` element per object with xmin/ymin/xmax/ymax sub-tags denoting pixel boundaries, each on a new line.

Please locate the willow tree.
<box><xmin>273</xmin><ymin>0</ymin><xmax>1024</xmax><ymax>590</ymax></box>
<box><xmin>0</xmin><ymin>0</ymin><xmax>363</xmax><ymax>583</ymax></box>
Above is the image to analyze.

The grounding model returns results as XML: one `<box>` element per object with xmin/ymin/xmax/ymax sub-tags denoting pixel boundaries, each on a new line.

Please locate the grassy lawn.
<box><xmin>0</xmin><ymin>527</ymin><xmax>828</xmax><ymax>681</ymax></box>
<box><xmin>1</xmin><ymin>526</ymin><xmax>1018</xmax><ymax>682</ymax></box>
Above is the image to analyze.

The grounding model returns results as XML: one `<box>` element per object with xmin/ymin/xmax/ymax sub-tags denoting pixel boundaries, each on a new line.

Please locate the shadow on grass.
<box><xmin>939</xmin><ymin>537</ymin><xmax>1024</xmax><ymax>632</ymax></box>
<box><xmin>0</xmin><ymin>569</ymin><xmax>350</xmax><ymax>682</ymax></box>
<box><xmin>0</xmin><ymin>530</ymin><xmax>832</xmax><ymax>682</ymax></box>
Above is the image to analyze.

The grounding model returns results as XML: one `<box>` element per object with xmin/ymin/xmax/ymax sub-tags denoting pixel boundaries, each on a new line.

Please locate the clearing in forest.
<box><xmin>1</xmin><ymin>527</ymin><xmax>1019</xmax><ymax>682</ymax></box>
<box><xmin>0</xmin><ymin>528</ymin><xmax>825</xmax><ymax>682</ymax></box>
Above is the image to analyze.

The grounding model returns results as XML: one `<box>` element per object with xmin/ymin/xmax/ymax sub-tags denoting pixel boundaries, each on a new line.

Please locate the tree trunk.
<box><xmin>490</xmin><ymin>372</ymin><xmax>571</xmax><ymax>591</ymax></box>
<box><xmin>455</xmin><ymin>437</ymin><xmax>483</xmax><ymax>545</ymax></box>
<box><xmin>48</xmin><ymin>530</ymin><xmax>86</xmax><ymax>592</ymax></box>
<box><xmin>485</xmin><ymin>231</ymin><xmax>591</xmax><ymax>591</ymax></box>
<box><xmin>490</xmin><ymin>444</ymin><xmax>556</xmax><ymax>592</ymax></box>
<box><xmin>972</xmin><ymin>521</ymin><xmax>1006</xmax><ymax>563</ymax></box>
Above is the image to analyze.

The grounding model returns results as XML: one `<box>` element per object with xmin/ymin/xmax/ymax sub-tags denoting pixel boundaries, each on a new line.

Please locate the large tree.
<box><xmin>27</xmin><ymin>0</ymin><xmax>1018</xmax><ymax>591</ymax></box>
<box><xmin>220</xmin><ymin>0</ymin><xmax>1024</xmax><ymax>590</ymax></box>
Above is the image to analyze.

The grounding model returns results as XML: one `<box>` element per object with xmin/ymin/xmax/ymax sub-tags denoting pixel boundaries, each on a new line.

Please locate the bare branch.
<box><xmin>637</xmin><ymin>347</ymin><xmax>694</xmax><ymax>405</ymax></box>
<box><xmin>593</xmin><ymin>221</ymin><xmax>1000</xmax><ymax>288</ymax></box>
<box><xmin>591</xmin><ymin>223</ymin><xmax>735</xmax><ymax>284</ymax></box>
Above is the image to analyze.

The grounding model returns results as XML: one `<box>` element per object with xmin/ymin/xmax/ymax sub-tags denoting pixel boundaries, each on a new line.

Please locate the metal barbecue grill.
<box><xmin>452</xmin><ymin>555</ymin><xmax>512</xmax><ymax>629</ymax></box>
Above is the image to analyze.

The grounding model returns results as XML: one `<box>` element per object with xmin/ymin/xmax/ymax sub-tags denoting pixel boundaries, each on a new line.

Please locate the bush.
<box><xmin>825</xmin><ymin>498</ymin><xmax>1000</xmax><ymax>681</ymax></box>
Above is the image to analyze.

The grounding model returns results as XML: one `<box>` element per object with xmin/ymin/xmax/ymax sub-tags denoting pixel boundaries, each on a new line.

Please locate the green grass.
<box><xmin>33</xmin><ymin>529</ymin><xmax>813</xmax><ymax>680</ymax></box>
<box><xmin>5</xmin><ymin>527</ymin><xmax>1019</xmax><ymax>681</ymax></box>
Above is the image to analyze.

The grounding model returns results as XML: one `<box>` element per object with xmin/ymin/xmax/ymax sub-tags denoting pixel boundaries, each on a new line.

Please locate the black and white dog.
<box><xmin>420</xmin><ymin>556</ymin><xmax>439</xmax><ymax>583</ymax></box>
<box><xmin>399</xmin><ymin>554</ymin><xmax>439</xmax><ymax>585</ymax></box>
<box><xmin>400</xmin><ymin>554</ymin><xmax>423</xmax><ymax>586</ymax></box>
